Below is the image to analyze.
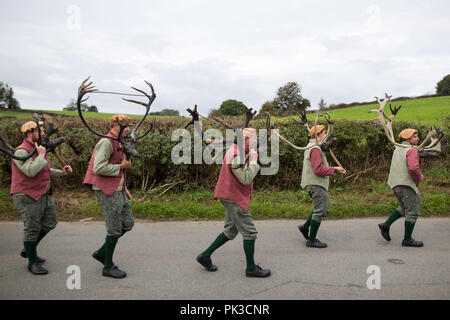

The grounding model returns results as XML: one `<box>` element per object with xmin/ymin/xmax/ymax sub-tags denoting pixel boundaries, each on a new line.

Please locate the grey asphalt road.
<box><xmin>0</xmin><ymin>218</ymin><xmax>449</xmax><ymax>300</ymax></box>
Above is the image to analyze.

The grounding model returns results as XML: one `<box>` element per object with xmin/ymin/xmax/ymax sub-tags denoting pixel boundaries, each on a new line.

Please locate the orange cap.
<box><xmin>20</xmin><ymin>121</ymin><xmax>44</xmax><ymax>134</ymax></box>
<box><xmin>398</xmin><ymin>128</ymin><xmax>418</xmax><ymax>140</ymax></box>
<box><xmin>109</xmin><ymin>114</ymin><xmax>130</xmax><ymax>126</ymax></box>
<box><xmin>309</xmin><ymin>125</ymin><xmax>325</xmax><ymax>139</ymax></box>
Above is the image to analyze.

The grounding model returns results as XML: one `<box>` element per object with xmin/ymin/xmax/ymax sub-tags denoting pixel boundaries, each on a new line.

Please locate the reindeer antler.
<box><xmin>274</xmin><ymin>111</ymin><xmax>335</xmax><ymax>151</ymax></box>
<box><xmin>369</xmin><ymin>93</ymin><xmax>445</xmax><ymax>153</ymax></box>
<box><xmin>77</xmin><ymin>76</ymin><xmax>156</xmax><ymax>160</ymax></box>
<box><xmin>244</xmin><ymin>107</ymin><xmax>257</xmax><ymax>128</ymax></box>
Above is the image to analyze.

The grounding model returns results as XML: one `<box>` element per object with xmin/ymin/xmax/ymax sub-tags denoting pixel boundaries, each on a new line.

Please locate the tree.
<box><xmin>318</xmin><ymin>98</ymin><xmax>327</xmax><ymax>110</ymax></box>
<box><xmin>218</xmin><ymin>99</ymin><xmax>247</xmax><ymax>116</ymax></box>
<box><xmin>63</xmin><ymin>99</ymin><xmax>98</xmax><ymax>112</ymax></box>
<box><xmin>88</xmin><ymin>105</ymin><xmax>98</xmax><ymax>112</ymax></box>
<box><xmin>208</xmin><ymin>108</ymin><xmax>221</xmax><ymax>118</ymax></box>
<box><xmin>0</xmin><ymin>82</ymin><xmax>20</xmax><ymax>109</ymax></box>
<box><xmin>436</xmin><ymin>74</ymin><xmax>450</xmax><ymax>96</ymax></box>
<box><xmin>273</xmin><ymin>81</ymin><xmax>309</xmax><ymax>115</ymax></box>
<box><xmin>259</xmin><ymin>101</ymin><xmax>277</xmax><ymax>116</ymax></box>
<box><xmin>149</xmin><ymin>108</ymin><xmax>179</xmax><ymax>116</ymax></box>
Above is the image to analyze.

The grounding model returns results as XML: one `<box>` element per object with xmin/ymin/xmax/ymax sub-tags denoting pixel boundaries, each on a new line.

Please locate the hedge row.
<box><xmin>0</xmin><ymin>115</ymin><xmax>448</xmax><ymax>191</ymax></box>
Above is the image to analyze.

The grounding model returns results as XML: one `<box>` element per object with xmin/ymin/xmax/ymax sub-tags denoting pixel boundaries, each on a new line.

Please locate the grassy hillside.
<box><xmin>325</xmin><ymin>96</ymin><xmax>450</xmax><ymax>123</ymax></box>
<box><xmin>274</xmin><ymin>96</ymin><xmax>450</xmax><ymax>125</ymax></box>
<box><xmin>1</xmin><ymin>96</ymin><xmax>449</xmax><ymax>124</ymax></box>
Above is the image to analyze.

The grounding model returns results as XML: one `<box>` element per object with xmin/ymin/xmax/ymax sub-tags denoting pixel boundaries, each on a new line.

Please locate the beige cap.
<box><xmin>109</xmin><ymin>114</ymin><xmax>131</xmax><ymax>126</ymax></box>
<box><xmin>309</xmin><ymin>125</ymin><xmax>325</xmax><ymax>139</ymax></box>
<box><xmin>20</xmin><ymin>121</ymin><xmax>44</xmax><ymax>134</ymax></box>
<box><xmin>398</xmin><ymin>128</ymin><xmax>418</xmax><ymax>140</ymax></box>
<box><xmin>243</xmin><ymin>127</ymin><xmax>256</xmax><ymax>138</ymax></box>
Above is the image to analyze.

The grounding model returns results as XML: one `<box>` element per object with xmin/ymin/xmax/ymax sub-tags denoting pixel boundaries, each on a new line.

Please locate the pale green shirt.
<box><xmin>230</xmin><ymin>155</ymin><xmax>260</xmax><ymax>186</ymax></box>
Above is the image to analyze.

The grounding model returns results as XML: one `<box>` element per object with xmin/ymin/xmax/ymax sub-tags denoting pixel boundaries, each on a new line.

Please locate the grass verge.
<box><xmin>1</xmin><ymin>175</ymin><xmax>448</xmax><ymax>221</ymax></box>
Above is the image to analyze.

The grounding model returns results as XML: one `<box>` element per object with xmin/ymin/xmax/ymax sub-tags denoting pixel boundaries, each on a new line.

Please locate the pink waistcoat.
<box><xmin>214</xmin><ymin>144</ymin><xmax>253</xmax><ymax>211</ymax></box>
<box><xmin>83</xmin><ymin>132</ymin><xmax>124</xmax><ymax>196</ymax></box>
<box><xmin>10</xmin><ymin>139</ymin><xmax>51</xmax><ymax>200</ymax></box>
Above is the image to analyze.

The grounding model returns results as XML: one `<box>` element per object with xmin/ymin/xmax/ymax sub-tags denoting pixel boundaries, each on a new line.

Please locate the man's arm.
<box><xmin>50</xmin><ymin>168</ymin><xmax>62</xmax><ymax>178</ymax></box>
<box><xmin>406</xmin><ymin>148</ymin><xmax>423</xmax><ymax>183</ymax></box>
<box><xmin>231</xmin><ymin>155</ymin><xmax>260</xmax><ymax>186</ymax></box>
<box><xmin>13</xmin><ymin>149</ymin><xmax>48</xmax><ymax>178</ymax></box>
<box><xmin>310</xmin><ymin>148</ymin><xmax>335</xmax><ymax>176</ymax></box>
<box><xmin>93</xmin><ymin>139</ymin><xmax>120</xmax><ymax>176</ymax></box>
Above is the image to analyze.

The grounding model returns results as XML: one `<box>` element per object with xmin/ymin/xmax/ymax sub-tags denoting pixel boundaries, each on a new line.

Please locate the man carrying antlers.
<box><xmin>298</xmin><ymin>125</ymin><xmax>346</xmax><ymax>248</ymax></box>
<box><xmin>378</xmin><ymin>129</ymin><xmax>424</xmax><ymax>247</ymax></box>
<box><xmin>83</xmin><ymin>115</ymin><xmax>133</xmax><ymax>279</ymax></box>
<box><xmin>369</xmin><ymin>93</ymin><xmax>445</xmax><ymax>247</ymax></box>
<box><xmin>11</xmin><ymin>120</ymin><xmax>72</xmax><ymax>275</ymax></box>
<box><xmin>196</xmin><ymin>127</ymin><xmax>271</xmax><ymax>278</ymax></box>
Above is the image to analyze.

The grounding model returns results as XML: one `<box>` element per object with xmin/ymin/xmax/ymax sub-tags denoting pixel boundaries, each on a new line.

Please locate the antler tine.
<box><xmin>370</xmin><ymin>92</ymin><xmax>410</xmax><ymax>149</ymax></box>
<box><xmin>123</xmin><ymin>80</ymin><xmax>156</xmax><ymax>107</ymax></box>
<box><xmin>416</xmin><ymin>124</ymin><xmax>446</xmax><ymax>151</ymax></box>
<box><xmin>244</xmin><ymin>107</ymin><xmax>257</xmax><ymax>128</ymax></box>
<box><xmin>313</xmin><ymin>111</ymin><xmax>320</xmax><ymax>145</ymax></box>
<box><xmin>184</xmin><ymin>105</ymin><xmax>200</xmax><ymax>129</ymax></box>
<box><xmin>77</xmin><ymin>77</ymin><xmax>121</xmax><ymax>142</ymax></box>
<box><xmin>134</xmin><ymin>116</ymin><xmax>156</xmax><ymax>141</ymax></box>
<box><xmin>212</xmin><ymin>117</ymin><xmax>234</xmax><ymax>129</ymax></box>
<box><xmin>0</xmin><ymin>132</ymin><xmax>15</xmax><ymax>151</ymax></box>
<box><xmin>121</xmin><ymin>98</ymin><xmax>148</xmax><ymax>107</ymax></box>
<box><xmin>319</xmin><ymin>111</ymin><xmax>333</xmax><ymax>124</ymax></box>
<box><xmin>292</xmin><ymin>110</ymin><xmax>311</xmax><ymax>131</ymax></box>
<box><xmin>132</xmin><ymin>81</ymin><xmax>157</xmax><ymax>141</ymax></box>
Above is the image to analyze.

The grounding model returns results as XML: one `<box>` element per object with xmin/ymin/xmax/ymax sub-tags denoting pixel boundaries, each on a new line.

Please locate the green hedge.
<box><xmin>0</xmin><ymin>116</ymin><xmax>448</xmax><ymax>191</ymax></box>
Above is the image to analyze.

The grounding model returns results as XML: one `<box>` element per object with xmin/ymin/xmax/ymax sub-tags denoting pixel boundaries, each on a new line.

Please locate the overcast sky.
<box><xmin>1</xmin><ymin>0</ymin><xmax>449</xmax><ymax>116</ymax></box>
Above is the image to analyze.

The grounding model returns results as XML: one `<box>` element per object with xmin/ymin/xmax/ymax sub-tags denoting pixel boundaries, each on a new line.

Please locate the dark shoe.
<box><xmin>306</xmin><ymin>239</ymin><xmax>328</xmax><ymax>248</ymax></box>
<box><xmin>20</xmin><ymin>249</ymin><xmax>46</xmax><ymax>264</ymax></box>
<box><xmin>298</xmin><ymin>224</ymin><xmax>309</xmax><ymax>240</ymax></box>
<box><xmin>27</xmin><ymin>262</ymin><xmax>48</xmax><ymax>275</ymax></box>
<box><xmin>196</xmin><ymin>254</ymin><xmax>217</xmax><ymax>272</ymax></box>
<box><xmin>102</xmin><ymin>265</ymin><xmax>127</xmax><ymax>279</ymax></box>
<box><xmin>378</xmin><ymin>223</ymin><xmax>391</xmax><ymax>241</ymax></box>
<box><xmin>402</xmin><ymin>239</ymin><xmax>423</xmax><ymax>247</ymax></box>
<box><xmin>245</xmin><ymin>264</ymin><xmax>271</xmax><ymax>278</ymax></box>
<box><xmin>92</xmin><ymin>250</ymin><xmax>105</xmax><ymax>265</ymax></box>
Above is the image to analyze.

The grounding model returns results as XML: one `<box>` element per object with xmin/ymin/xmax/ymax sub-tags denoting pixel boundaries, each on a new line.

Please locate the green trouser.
<box><xmin>392</xmin><ymin>187</ymin><xmax>421</xmax><ymax>223</ymax></box>
<box><xmin>96</xmin><ymin>190</ymin><xmax>134</xmax><ymax>237</ymax></box>
<box><xmin>221</xmin><ymin>199</ymin><xmax>257</xmax><ymax>241</ymax></box>
<box><xmin>96</xmin><ymin>190</ymin><xmax>134</xmax><ymax>268</ymax></box>
<box><xmin>13</xmin><ymin>194</ymin><xmax>57</xmax><ymax>266</ymax></box>
<box><xmin>13</xmin><ymin>194</ymin><xmax>57</xmax><ymax>242</ymax></box>
<box><xmin>202</xmin><ymin>199</ymin><xmax>258</xmax><ymax>271</ymax></box>
<box><xmin>306</xmin><ymin>185</ymin><xmax>330</xmax><ymax>223</ymax></box>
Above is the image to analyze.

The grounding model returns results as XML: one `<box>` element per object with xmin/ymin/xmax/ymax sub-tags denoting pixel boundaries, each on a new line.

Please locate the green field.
<box><xmin>1</xmin><ymin>96</ymin><xmax>449</xmax><ymax>124</ymax></box>
<box><xmin>276</xmin><ymin>96</ymin><xmax>450</xmax><ymax>125</ymax></box>
<box><xmin>325</xmin><ymin>96</ymin><xmax>450</xmax><ymax>124</ymax></box>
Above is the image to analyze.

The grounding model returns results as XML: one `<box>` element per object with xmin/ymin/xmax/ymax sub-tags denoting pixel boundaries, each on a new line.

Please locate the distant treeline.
<box><xmin>323</xmin><ymin>94</ymin><xmax>438</xmax><ymax>112</ymax></box>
